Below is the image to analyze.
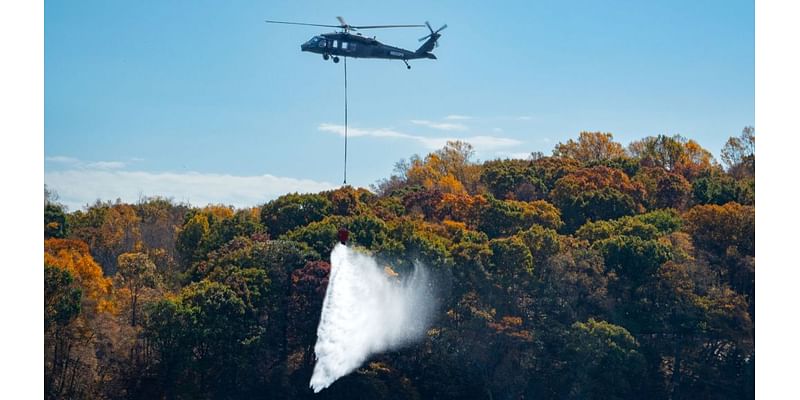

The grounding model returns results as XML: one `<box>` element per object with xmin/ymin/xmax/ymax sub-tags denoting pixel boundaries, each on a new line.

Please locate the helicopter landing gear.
<box><xmin>333</xmin><ymin>56</ymin><xmax>340</xmax><ymax>63</ymax></box>
<box><xmin>323</xmin><ymin>54</ymin><xmax>330</xmax><ymax>60</ymax></box>
<box><xmin>403</xmin><ymin>59</ymin><xmax>411</xmax><ymax>69</ymax></box>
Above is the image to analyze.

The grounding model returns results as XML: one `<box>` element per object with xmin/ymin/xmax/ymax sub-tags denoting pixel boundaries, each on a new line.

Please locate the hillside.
<box><xmin>44</xmin><ymin>129</ymin><xmax>755</xmax><ymax>400</ymax></box>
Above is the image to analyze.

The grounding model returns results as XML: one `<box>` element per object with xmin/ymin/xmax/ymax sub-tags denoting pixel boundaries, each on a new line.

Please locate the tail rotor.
<box><xmin>418</xmin><ymin>21</ymin><xmax>447</xmax><ymax>47</ymax></box>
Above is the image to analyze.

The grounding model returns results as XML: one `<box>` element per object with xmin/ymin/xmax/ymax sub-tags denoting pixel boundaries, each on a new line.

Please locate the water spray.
<box><xmin>309</xmin><ymin>244</ymin><xmax>435</xmax><ymax>392</ymax></box>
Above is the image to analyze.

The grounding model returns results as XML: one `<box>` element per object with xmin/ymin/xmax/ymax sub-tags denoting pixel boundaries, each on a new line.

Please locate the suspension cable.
<box><xmin>343</xmin><ymin>56</ymin><xmax>348</xmax><ymax>185</ymax></box>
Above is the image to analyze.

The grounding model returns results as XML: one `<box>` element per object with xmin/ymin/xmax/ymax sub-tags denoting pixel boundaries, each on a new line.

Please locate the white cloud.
<box><xmin>410</xmin><ymin>119</ymin><xmax>468</xmax><ymax>131</ymax></box>
<box><xmin>45</xmin><ymin>169</ymin><xmax>336</xmax><ymax>211</ymax></box>
<box><xmin>45</xmin><ymin>155</ymin><xmax>81</xmax><ymax>164</ymax></box>
<box><xmin>495</xmin><ymin>151</ymin><xmax>535</xmax><ymax>160</ymax></box>
<box><xmin>85</xmin><ymin>161</ymin><xmax>126</xmax><ymax>169</ymax></box>
<box><xmin>47</xmin><ymin>155</ymin><xmax>127</xmax><ymax>170</ymax></box>
<box><xmin>444</xmin><ymin>114</ymin><xmax>472</xmax><ymax>120</ymax></box>
<box><xmin>318</xmin><ymin>123</ymin><xmax>410</xmax><ymax>139</ymax></box>
<box><xmin>318</xmin><ymin>123</ymin><xmax>521</xmax><ymax>151</ymax></box>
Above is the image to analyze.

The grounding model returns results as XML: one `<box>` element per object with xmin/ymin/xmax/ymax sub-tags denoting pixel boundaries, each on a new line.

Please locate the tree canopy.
<box><xmin>43</xmin><ymin>128</ymin><xmax>755</xmax><ymax>400</ymax></box>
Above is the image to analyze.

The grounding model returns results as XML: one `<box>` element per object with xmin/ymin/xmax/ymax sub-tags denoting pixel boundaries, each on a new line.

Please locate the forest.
<box><xmin>44</xmin><ymin>129</ymin><xmax>755</xmax><ymax>400</ymax></box>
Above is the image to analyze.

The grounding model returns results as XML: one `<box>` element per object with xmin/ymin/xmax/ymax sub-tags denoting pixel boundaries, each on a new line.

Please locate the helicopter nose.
<box><xmin>300</xmin><ymin>43</ymin><xmax>308</xmax><ymax>51</ymax></box>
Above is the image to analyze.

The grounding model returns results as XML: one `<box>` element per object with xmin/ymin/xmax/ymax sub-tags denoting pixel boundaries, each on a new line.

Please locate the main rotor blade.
<box><xmin>436</xmin><ymin>24</ymin><xmax>448</xmax><ymax>33</ymax></box>
<box><xmin>265</xmin><ymin>18</ymin><xmax>425</xmax><ymax>31</ymax></box>
<box><xmin>352</xmin><ymin>24</ymin><xmax>426</xmax><ymax>29</ymax></box>
<box><xmin>264</xmin><ymin>20</ymin><xmax>341</xmax><ymax>28</ymax></box>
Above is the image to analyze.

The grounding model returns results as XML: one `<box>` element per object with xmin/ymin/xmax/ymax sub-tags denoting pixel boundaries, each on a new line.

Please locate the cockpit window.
<box><xmin>305</xmin><ymin>36</ymin><xmax>327</xmax><ymax>48</ymax></box>
<box><xmin>310</xmin><ymin>36</ymin><xmax>326</xmax><ymax>47</ymax></box>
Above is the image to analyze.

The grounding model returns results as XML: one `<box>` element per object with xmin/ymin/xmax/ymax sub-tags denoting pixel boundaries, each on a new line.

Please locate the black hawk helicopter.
<box><xmin>265</xmin><ymin>16</ymin><xmax>447</xmax><ymax>69</ymax></box>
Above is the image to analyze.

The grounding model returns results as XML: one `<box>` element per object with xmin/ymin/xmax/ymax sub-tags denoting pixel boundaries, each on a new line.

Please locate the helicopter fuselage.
<box><xmin>300</xmin><ymin>32</ymin><xmax>436</xmax><ymax>62</ymax></box>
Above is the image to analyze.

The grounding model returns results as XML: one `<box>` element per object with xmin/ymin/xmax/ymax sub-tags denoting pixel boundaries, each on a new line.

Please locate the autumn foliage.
<box><xmin>45</xmin><ymin>238</ymin><xmax>114</xmax><ymax>312</ymax></box>
<box><xmin>44</xmin><ymin>129</ymin><xmax>755</xmax><ymax>399</ymax></box>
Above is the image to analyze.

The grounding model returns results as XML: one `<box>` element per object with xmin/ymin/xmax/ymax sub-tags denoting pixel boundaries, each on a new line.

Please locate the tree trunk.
<box><xmin>669</xmin><ymin>335</ymin><xmax>683</xmax><ymax>400</ymax></box>
<box><xmin>131</xmin><ymin>287</ymin><xmax>138</xmax><ymax>326</ymax></box>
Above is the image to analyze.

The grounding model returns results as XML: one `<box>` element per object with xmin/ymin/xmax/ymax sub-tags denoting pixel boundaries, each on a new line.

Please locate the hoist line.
<box><xmin>343</xmin><ymin>56</ymin><xmax>348</xmax><ymax>185</ymax></box>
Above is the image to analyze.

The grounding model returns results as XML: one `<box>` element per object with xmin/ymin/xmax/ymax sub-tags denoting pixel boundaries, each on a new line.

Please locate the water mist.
<box><xmin>309</xmin><ymin>244</ymin><xmax>435</xmax><ymax>393</ymax></box>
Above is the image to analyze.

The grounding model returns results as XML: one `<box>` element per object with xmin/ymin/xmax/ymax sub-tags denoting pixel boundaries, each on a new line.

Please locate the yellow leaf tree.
<box><xmin>44</xmin><ymin>238</ymin><xmax>114</xmax><ymax>313</ymax></box>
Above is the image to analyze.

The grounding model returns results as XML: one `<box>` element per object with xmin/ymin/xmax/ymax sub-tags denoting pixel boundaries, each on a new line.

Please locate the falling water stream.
<box><xmin>309</xmin><ymin>244</ymin><xmax>435</xmax><ymax>393</ymax></box>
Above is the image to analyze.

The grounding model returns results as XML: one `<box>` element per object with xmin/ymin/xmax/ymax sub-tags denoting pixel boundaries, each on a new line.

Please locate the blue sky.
<box><xmin>45</xmin><ymin>0</ymin><xmax>754</xmax><ymax>210</ymax></box>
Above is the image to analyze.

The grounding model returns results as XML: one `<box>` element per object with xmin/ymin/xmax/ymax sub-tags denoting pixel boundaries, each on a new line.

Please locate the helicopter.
<box><xmin>264</xmin><ymin>16</ymin><xmax>447</xmax><ymax>69</ymax></box>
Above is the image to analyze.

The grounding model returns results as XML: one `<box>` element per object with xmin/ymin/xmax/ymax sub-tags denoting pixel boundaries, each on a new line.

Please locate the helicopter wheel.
<box><xmin>333</xmin><ymin>56</ymin><xmax>340</xmax><ymax>63</ymax></box>
<box><xmin>323</xmin><ymin>54</ymin><xmax>329</xmax><ymax>60</ymax></box>
<box><xmin>407</xmin><ymin>65</ymin><xmax>411</xmax><ymax>69</ymax></box>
